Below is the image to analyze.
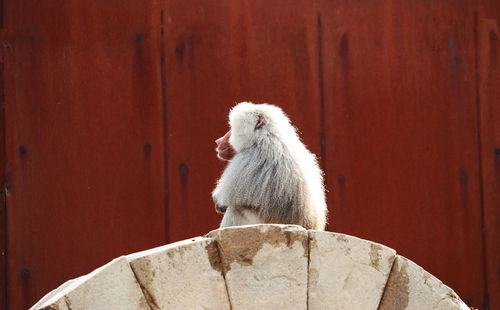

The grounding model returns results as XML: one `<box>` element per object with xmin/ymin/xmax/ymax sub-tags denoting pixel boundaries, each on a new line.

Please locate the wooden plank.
<box><xmin>477</xmin><ymin>12</ymin><xmax>500</xmax><ymax>310</ymax></box>
<box><xmin>0</xmin><ymin>1</ymin><xmax>494</xmax><ymax>309</ymax></box>
<box><xmin>0</xmin><ymin>56</ymin><xmax>6</xmax><ymax>310</ymax></box>
<box><xmin>3</xmin><ymin>1</ymin><xmax>165</xmax><ymax>308</ymax></box>
<box><xmin>163</xmin><ymin>0</ymin><xmax>324</xmax><ymax>242</ymax></box>
<box><xmin>320</xmin><ymin>0</ymin><xmax>484</xmax><ymax>307</ymax></box>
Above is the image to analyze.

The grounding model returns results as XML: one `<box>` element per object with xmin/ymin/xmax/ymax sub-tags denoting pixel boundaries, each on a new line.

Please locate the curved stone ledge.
<box><xmin>308</xmin><ymin>230</ymin><xmax>396</xmax><ymax>309</ymax></box>
<box><xmin>31</xmin><ymin>224</ymin><xmax>469</xmax><ymax>310</ymax></box>
<box><xmin>207</xmin><ymin>225</ymin><xmax>308</xmax><ymax>310</ymax></box>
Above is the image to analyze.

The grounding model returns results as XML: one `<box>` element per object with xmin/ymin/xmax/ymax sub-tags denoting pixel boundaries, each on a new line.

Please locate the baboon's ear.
<box><xmin>255</xmin><ymin>114</ymin><xmax>264</xmax><ymax>129</ymax></box>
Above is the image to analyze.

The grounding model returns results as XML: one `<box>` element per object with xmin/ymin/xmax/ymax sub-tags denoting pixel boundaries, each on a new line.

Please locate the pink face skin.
<box><xmin>215</xmin><ymin>114</ymin><xmax>264</xmax><ymax>161</ymax></box>
<box><xmin>215</xmin><ymin>130</ymin><xmax>236</xmax><ymax>161</ymax></box>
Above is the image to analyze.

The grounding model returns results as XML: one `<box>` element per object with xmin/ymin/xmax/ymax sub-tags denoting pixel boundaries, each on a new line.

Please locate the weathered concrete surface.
<box><xmin>207</xmin><ymin>224</ymin><xmax>308</xmax><ymax>310</ymax></box>
<box><xmin>31</xmin><ymin>257</ymin><xmax>150</xmax><ymax>310</ymax></box>
<box><xmin>30</xmin><ymin>225</ymin><xmax>472</xmax><ymax>310</ymax></box>
<box><xmin>308</xmin><ymin>231</ymin><xmax>396</xmax><ymax>310</ymax></box>
<box><xmin>127</xmin><ymin>237</ymin><xmax>230</xmax><ymax>310</ymax></box>
<box><xmin>30</xmin><ymin>277</ymin><xmax>83</xmax><ymax>310</ymax></box>
<box><xmin>379</xmin><ymin>255</ymin><xmax>469</xmax><ymax>310</ymax></box>
<box><xmin>32</xmin><ymin>296</ymin><xmax>70</xmax><ymax>310</ymax></box>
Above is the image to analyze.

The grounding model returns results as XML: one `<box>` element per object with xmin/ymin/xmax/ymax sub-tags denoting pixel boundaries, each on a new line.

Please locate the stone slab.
<box><xmin>30</xmin><ymin>276</ymin><xmax>86</xmax><ymax>310</ymax></box>
<box><xmin>308</xmin><ymin>231</ymin><xmax>396</xmax><ymax>310</ymax></box>
<box><xmin>378</xmin><ymin>255</ymin><xmax>469</xmax><ymax>310</ymax></box>
<box><xmin>31</xmin><ymin>256</ymin><xmax>150</xmax><ymax>310</ymax></box>
<box><xmin>127</xmin><ymin>237</ymin><xmax>230</xmax><ymax>310</ymax></box>
<box><xmin>207</xmin><ymin>224</ymin><xmax>308</xmax><ymax>310</ymax></box>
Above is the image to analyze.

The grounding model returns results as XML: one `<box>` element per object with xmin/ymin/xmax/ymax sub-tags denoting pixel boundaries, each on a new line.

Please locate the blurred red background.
<box><xmin>0</xmin><ymin>0</ymin><xmax>499</xmax><ymax>309</ymax></box>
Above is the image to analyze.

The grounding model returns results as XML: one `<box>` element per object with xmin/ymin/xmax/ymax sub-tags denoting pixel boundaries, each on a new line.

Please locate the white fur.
<box><xmin>219</xmin><ymin>207</ymin><xmax>263</xmax><ymax>228</ymax></box>
<box><xmin>213</xmin><ymin>102</ymin><xmax>327</xmax><ymax>230</ymax></box>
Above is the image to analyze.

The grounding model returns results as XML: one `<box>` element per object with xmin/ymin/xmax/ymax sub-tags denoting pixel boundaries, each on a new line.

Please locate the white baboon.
<box><xmin>212</xmin><ymin>102</ymin><xmax>327</xmax><ymax>230</ymax></box>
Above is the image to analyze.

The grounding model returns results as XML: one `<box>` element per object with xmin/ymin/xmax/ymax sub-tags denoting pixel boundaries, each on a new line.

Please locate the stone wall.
<box><xmin>30</xmin><ymin>225</ymin><xmax>469</xmax><ymax>310</ymax></box>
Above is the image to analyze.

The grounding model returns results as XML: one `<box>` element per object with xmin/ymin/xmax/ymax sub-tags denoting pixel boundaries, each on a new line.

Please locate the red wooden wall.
<box><xmin>0</xmin><ymin>0</ymin><xmax>498</xmax><ymax>309</ymax></box>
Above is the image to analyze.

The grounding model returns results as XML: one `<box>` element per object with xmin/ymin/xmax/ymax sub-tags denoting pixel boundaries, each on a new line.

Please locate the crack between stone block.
<box><xmin>375</xmin><ymin>255</ymin><xmax>398</xmax><ymax>310</ymax></box>
<box><xmin>212</xmin><ymin>237</ymin><xmax>234</xmax><ymax>310</ymax></box>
